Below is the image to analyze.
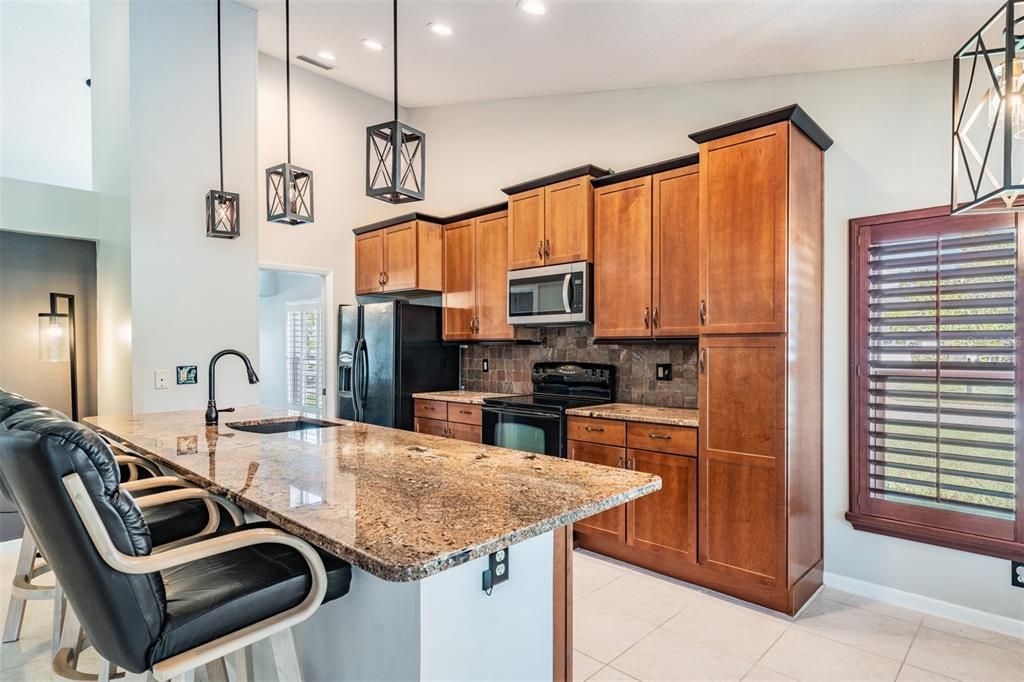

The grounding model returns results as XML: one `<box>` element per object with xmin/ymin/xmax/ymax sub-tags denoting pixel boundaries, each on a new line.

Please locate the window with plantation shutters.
<box><xmin>848</xmin><ymin>207</ymin><xmax>1023</xmax><ymax>560</ymax></box>
<box><xmin>285</xmin><ymin>300</ymin><xmax>324</xmax><ymax>416</ymax></box>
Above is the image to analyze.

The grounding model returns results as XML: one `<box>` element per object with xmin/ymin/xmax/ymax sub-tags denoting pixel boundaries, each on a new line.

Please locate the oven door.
<box><xmin>482</xmin><ymin>406</ymin><xmax>565</xmax><ymax>457</ymax></box>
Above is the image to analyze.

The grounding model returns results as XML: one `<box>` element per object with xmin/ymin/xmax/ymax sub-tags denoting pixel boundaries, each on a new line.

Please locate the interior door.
<box><xmin>593</xmin><ymin>177</ymin><xmax>653</xmax><ymax>338</ymax></box>
<box><xmin>544</xmin><ymin>176</ymin><xmax>593</xmax><ymax>265</ymax></box>
<box><xmin>653</xmin><ymin>166</ymin><xmax>700</xmax><ymax>337</ymax></box>
<box><xmin>508</xmin><ymin>188</ymin><xmax>545</xmax><ymax>270</ymax></box>
<box><xmin>700</xmin><ymin>122</ymin><xmax>788</xmax><ymax>334</ymax></box>
<box><xmin>383</xmin><ymin>221</ymin><xmax>418</xmax><ymax>292</ymax></box>
<box><xmin>355</xmin><ymin>231</ymin><xmax>384</xmax><ymax>294</ymax></box>
<box><xmin>626</xmin><ymin>449</ymin><xmax>697</xmax><ymax>563</ymax></box>
<box><xmin>698</xmin><ymin>334</ymin><xmax>786</xmax><ymax>587</ymax></box>
<box><xmin>568</xmin><ymin>440</ymin><xmax>627</xmax><ymax>542</ymax></box>
<box><xmin>442</xmin><ymin>220</ymin><xmax>476</xmax><ymax>341</ymax></box>
<box><xmin>474</xmin><ymin>212</ymin><xmax>515</xmax><ymax>340</ymax></box>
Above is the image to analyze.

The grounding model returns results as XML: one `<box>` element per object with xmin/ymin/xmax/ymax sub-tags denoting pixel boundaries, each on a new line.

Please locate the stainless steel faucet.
<box><xmin>205</xmin><ymin>349</ymin><xmax>260</xmax><ymax>425</ymax></box>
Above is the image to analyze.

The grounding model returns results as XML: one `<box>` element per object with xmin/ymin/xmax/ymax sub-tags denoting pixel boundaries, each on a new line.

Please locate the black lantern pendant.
<box><xmin>207</xmin><ymin>0</ymin><xmax>240</xmax><ymax>239</ymax></box>
<box><xmin>953</xmin><ymin>1</ymin><xmax>1024</xmax><ymax>213</ymax></box>
<box><xmin>366</xmin><ymin>0</ymin><xmax>425</xmax><ymax>203</ymax></box>
<box><xmin>266</xmin><ymin>0</ymin><xmax>314</xmax><ymax>224</ymax></box>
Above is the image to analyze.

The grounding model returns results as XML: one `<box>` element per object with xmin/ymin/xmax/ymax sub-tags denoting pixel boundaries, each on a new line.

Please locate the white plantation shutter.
<box><xmin>286</xmin><ymin>300</ymin><xmax>324</xmax><ymax>415</ymax></box>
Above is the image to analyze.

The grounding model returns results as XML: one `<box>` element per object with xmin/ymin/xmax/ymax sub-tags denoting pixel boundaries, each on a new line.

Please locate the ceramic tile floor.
<box><xmin>0</xmin><ymin>540</ymin><xmax>1020</xmax><ymax>681</ymax></box>
<box><xmin>572</xmin><ymin>550</ymin><xmax>1023</xmax><ymax>682</ymax></box>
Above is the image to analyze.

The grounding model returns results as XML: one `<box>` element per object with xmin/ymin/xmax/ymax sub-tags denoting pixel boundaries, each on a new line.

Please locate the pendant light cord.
<box><xmin>393</xmin><ymin>0</ymin><xmax>398</xmax><ymax>122</ymax></box>
<box><xmin>286</xmin><ymin>0</ymin><xmax>292</xmax><ymax>163</ymax></box>
<box><xmin>216</xmin><ymin>0</ymin><xmax>224</xmax><ymax>191</ymax></box>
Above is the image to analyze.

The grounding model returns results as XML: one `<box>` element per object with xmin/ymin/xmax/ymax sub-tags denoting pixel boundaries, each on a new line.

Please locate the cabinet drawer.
<box><xmin>566</xmin><ymin>417</ymin><xmax>625</xmax><ymax>446</ymax></box>
<box><xmin>626</xmin><ymin>422</ymin><xmax>697</xmax><ymax>456</ymax></box>
<box><xmin>448</xmin><ymin>422</ymin><xmax>482</xmax><ymax>443</ymax></box>
<box><xmin>414</xmin><ymin>399</ymin><xmax>448</xmax><ymax>421</ymax></box>
<box><xmin>414</xmin><ymin>417</ymin><xmax>448</xmax><ymax>438</ymax></box>
<box><xmin>448</xmin><ymin>404</ymin><xmax>482</xmax><ymax>426</ymax></box>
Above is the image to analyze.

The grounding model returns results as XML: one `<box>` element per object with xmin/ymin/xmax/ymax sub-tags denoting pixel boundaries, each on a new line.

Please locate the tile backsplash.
<box><xmin>460</xmin><ymin>327</ymin><xmax>698</xmax><ymax>408</ymax></box>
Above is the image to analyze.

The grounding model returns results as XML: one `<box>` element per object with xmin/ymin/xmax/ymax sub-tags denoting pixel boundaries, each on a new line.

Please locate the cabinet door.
<box><xmin>545</xmin><ymin>176</ymin><xmax>593</xmax><ymax>264</ymax></box>
<box><xmin>448</xmin><ymin>421</ymin><xmax>482</xmax><ymax>443</ymax></box>
<box><xmin>700</xmin><ymin>122</ymin><xmax>788</xmax><ymax>334</ymax></box>
<box><xmin>475</xmin><ymin>212</ymin><xmax>515</xmax><ymax>340</ymax></box>
<box><xmin>508</xmin><ymin>189</ymin><xmax>545</xmax><ymax>270</ymax></box>
<box><xmin>355</xmin><ymin>231</ymin><xmax>384</xmax><ymax>294</ymax></box>
<box><xmin>383</xmin><ymin>221</ymin><xmax>418</xmax><ymax>292</ymax></box>
<box><xmin>593</xmin><ymin>177</ymin><xmax>653</xmax><ymax>338</ymax></box>
<box><xmin>568</xmin><ymin>440</ymin><xmax>627</xmax><ymax>543</ymax></box>
<box><xmin>414</xmin><ymin>417</ymin><xmax>448</xmax><ymax>437</ymax></box>
<box><xmin>653</xmin><ymin>166</ymin><xmax>700</xmax><ymax>337</ymax></box>
<box><xmin>442</xmin><ymin>220</ymin><xmax>476</xmax><ymax>341</ymax></box>
<box><xmin>699</xmin><ymin>334</ymin><xmax>786</xmax><ymax>587</ymax></box>
<box><xmin>627</xmin><ymin>448</ymin><xmax>697</xmax><ymax>563</ymax></box>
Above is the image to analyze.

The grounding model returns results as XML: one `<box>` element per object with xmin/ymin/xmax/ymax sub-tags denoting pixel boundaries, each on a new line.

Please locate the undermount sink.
<box><xmin>226</xmin><ymin>417</ymin><xmax>339</xmax><ymax>435</ymax></box>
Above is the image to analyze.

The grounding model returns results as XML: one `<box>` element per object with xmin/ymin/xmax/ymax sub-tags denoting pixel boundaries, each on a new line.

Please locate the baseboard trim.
<box><xmin>823</xmin><ymin>571</ymin><xmax>1024</xmax><ymax>639</ymax></box>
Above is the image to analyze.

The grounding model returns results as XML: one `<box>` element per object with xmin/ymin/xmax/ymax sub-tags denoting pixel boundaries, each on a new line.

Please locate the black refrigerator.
<box><xmin>338</xmin><ymin>302</ymin><xmax>459</xmax><ymax>430</ymax></box>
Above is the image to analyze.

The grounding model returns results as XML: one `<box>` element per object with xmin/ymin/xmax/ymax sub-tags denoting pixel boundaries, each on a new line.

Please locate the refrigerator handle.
<box><xmin>352</xmin><ymin>338</ymin><xmax>366</xmax><ymax>421</ymax></box>
<box><xmin>359</xmin><ymin>341</ymin><xmax>370</xmax><ymax>404</ymax></box>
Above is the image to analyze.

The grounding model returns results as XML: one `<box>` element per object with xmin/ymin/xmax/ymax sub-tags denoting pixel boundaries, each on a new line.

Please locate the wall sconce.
<box><xmin>38</xmin><ymin>292</ymin><xmax>78</xmax><ymax>421</ymax></box>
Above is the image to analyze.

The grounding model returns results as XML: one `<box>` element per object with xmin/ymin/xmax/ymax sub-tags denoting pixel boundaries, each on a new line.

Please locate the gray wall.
<box><xmin>0</xmin><ymin>230</ymin><xmax>97</xmax><ymax>417</ymax></box>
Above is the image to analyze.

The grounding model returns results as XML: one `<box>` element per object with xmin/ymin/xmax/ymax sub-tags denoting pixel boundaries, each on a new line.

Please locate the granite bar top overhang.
<box><xmin>411</xmin><ymin>390</ymin><xmax>521</xmax><ymax>404</ymax></box>
<box><xmin>84</xmin><ymin>407</ymin><xmax>659</xmax><ymax>582</ymax></box>
<box><xmin>565</xmin><ymin>403</ymin><xmax>699</xmax><ymax>427</ymax></box>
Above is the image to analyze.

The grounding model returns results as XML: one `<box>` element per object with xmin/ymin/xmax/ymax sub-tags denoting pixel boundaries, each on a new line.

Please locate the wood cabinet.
<box><xmin>413</xmin><ymin>398</ymin><xmax>483</xmax><ymax>444</ymax></box>
<box><xmin>593</xmin><ymin>163</ymin><xmax>700</xmax><ymax>339</ymax></box>
<box><xmin>628</xmin><ymin>448</ymin><xmax>697</xmax><ymax>563</ymax></box>
<box><xmin>567</xmin><ymin>440</ymin><xmax>626</xmax><ymax>542</ymax></box>
<box><xmin>442</xmin><ymin>211</ymin><xmax>516</xmax><ymax>342</ymax></box>
<box><xmin>507</xmin><ymin>175</ymin><xmax>595</xmax><ymax>270</ymax></box>
<box><xmin>354</xmin><ymin>220</ymin><xmax>442</xmax><ymax>295</ymax></box>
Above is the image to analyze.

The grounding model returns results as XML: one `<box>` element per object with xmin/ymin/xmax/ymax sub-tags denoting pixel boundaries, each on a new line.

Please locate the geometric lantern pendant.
<box><xmin>952</xmin><ymin>0</ymin><xmax>1024</xmax><ymax>214</ymax></box>
<box><xmin>206</xmin><ymin>189</ymin><xmax>240</xmax><ymax>238</ymax></box>
<box><xmin>266</xmin><ymin>163</ymin><xmax>314</xmax><ymax>224</ymax></box>
<box><xmin>366</xmin><ymin>119</ymin><xmax>425</xmax><ymax>203</ymax></box>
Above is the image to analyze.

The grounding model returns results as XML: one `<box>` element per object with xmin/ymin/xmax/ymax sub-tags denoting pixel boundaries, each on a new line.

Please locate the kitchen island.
<box><xmin>84</xmin><ymin>407</ymin><xmax>659</xmax><ymax>681</ymax></box>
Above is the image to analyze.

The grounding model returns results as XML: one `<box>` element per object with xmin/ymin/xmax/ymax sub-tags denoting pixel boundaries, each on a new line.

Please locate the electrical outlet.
<box><xmin>656</xmin><ymin>363</ymin><xmax>673</xmax><ymax>381</ymax></box>
<box><xmin>154</xmin><ymin>369</ymin><xmax>170</xmax><ymax>390</ymax></box>
<box><xmin>482</xmin><ymin>358</ymin><xmax>489</xmax><ymax>373</ymax></box>
<box><xmin>1013</xmin><ymin>561</ymin><xmax>1024</xmax><ymax>589</ymax></box>
<box><xmin>481</xmin><ymin>547</ymin><xmax>509</xmax><ymax>594</ymax></box>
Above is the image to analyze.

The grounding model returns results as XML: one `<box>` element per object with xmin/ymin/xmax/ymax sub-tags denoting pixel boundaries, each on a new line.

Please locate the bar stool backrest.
<box><xmin>0</xmin><ymin>409</ymin><xmax>166</xmax><ymax>672</ymax></box>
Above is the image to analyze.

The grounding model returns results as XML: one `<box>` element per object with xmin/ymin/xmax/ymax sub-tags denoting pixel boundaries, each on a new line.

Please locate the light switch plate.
<box><xmin>154</xmin><ymin>369</ymin><xmax>170</xmax><ymax>390</ymax></box>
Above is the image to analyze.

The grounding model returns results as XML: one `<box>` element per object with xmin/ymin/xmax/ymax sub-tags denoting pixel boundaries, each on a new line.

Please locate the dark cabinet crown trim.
<box><xmin>353</xmin><ymin>212</ymin><xmax>445</xmax><ymax>235</ymax></box>
<box><xmin>501</xmin><ymin>164</ymin><xmax>612</xmax><ymax>196</ymax></box>
<box><xmin>688</xmin><ymin>104</ymin><xmax>833</xmax><ymax>151</ymax></box>
<box><xmin>591</xmin><ymin>154</ymin><xmax>699</xmax><ymax>189</ymax></box>
<box><xmin>443</xmin><ymin>202</ymin><xmax>508</xmax><ymax>224</ymax></box>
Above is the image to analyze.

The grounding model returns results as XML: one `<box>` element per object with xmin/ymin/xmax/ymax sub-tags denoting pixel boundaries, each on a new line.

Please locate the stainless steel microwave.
<box><xmin>507</xmin><ymin>261</ymin><xmax>591</xmax><ymax>326</ymax></box>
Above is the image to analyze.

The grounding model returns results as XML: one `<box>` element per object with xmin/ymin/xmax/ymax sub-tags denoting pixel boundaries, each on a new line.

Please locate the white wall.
<box><xmin>404</xmin><ymin>62</ymin><xmax>1021</xmax><ymax>624</ymax></box>
<box><xmin>128</xmin><ymin>0</ymin><xmax>259</xmax><ymax>413</ymax></box>
<box><xmin>257</xmin><ymin>54</ymin><xmax>403</xmax><ymax>417</ymax></box>
<box><xmin>1</xmin><ymin>0</ymin><xmax>92</xmax><ymax>191</ymax></box>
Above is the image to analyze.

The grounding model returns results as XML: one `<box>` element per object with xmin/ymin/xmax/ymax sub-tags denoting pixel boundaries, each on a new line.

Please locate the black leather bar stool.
<box><xmin>0</xmin><ymin>409</ymin><xmax>351</xmax><ymax>682</ymax></box>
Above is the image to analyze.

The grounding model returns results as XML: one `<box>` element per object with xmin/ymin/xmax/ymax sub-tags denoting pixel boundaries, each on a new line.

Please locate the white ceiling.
<box><xmin>241</xmin><ymin>1</ymin><xmax>994</xmax><ymax>108</ymax></box>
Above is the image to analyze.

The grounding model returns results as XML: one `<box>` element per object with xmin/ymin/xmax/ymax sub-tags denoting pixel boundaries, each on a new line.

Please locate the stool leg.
<box><xmin>98</xmin><ymin>659</ymin><xmax>118</xmax><ymax>682</ymax></box>
<box><xmin>52</xmin><ymin>580</ymin><xmax>67</xmax><ymax>658</ymax></box>
<box><xmin>270</xmin><ymin>629</ymin><xmax>302</xmax><ymax>682</ymax></box>
<box><xmin>2</xmin><ymin>528</ymin><xmax>37</xmax><ymax>642</ymax></box>
<box><xmin>232</xmin><ymin>647</ymin><xmax>253</xmax><ymax>682</ymax></box>
<box><xmin>205</xmin><ymin>658</ymin><xmax>229</xmax><ymax>682</ymax></box>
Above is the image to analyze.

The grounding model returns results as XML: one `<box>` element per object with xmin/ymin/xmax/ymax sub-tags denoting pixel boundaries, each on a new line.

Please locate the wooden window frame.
<box><xmin>847</xmin><ymin>205</ymin><xmax>1024</xmax><ymax>561</ymax></box>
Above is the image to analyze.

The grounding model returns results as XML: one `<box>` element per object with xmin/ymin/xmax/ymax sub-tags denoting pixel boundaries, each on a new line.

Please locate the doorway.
<box><xmin>258</xmin><ymin>268</ymin><xmax>327</xmax><ymax>417</ymax></box>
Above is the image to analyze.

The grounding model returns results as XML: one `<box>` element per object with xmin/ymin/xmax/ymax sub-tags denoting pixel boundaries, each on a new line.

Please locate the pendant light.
<box><xmin>206</xmin><ymin>0</ymin><xmax>240</xmax><ymax>238</ymax></box>
<box><xmin>266</xmin><ymin>0</ymin><xmax>314</xmax><ymax>224</ymax></box>
<box><xmin>366</xmin><ymin>0</ymin><xmax>426</xmax><ymax>203</ymax></box>
<box><xmin>952</xmin><ymin>1</ymin><xmax>1024</xmax><ymax>213</ymax></box>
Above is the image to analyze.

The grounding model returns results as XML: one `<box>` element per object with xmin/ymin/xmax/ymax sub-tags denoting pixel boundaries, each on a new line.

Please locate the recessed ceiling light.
<box><xmin>361</xmin><ymin>38</ymin><xmax>384</xmax><ymax>51</ymax></box>
<box><xmin>316</xmin><ymin>50</ymin><xmax>336</xmax><ymax>61</ymax></box>
<box><xmin>517</xmin><ymin>0</ymin><xmax>547</xmax><ymax>15</ymax></box>
<box><xmin>428</xmin><ymin>22</ymin><xmax>454</xmax><ymax>36</ymax></box>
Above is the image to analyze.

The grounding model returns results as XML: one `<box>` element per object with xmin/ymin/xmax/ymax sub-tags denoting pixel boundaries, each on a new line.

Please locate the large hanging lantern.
<box><xmin>266</xmin><ymin>0</ymin><xmax>314</xmax><ymax>224</ymax></box>
<box><xmin>366</xmin><ymin>0</ymin><xmax>425</xmax><ymax>203</ymax></box>
<box><xmin>206</xmin><ymin>0</ymin><xmax>240</xmax><ymax>238</ymax></box>
<box><xmin>953</xmin><ymin>1</ymin><xmax>1024</xmax><ymax>213</ymax></box>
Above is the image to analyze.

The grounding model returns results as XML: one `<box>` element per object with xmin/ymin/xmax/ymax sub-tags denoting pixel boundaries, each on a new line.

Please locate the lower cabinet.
<box><xmin>566</xmin><ymin>441</ymin><xmax>626</xmax><ymax>542</ymax></box>
<box><xmin>413</xmin><ymin>399</ymin><xmax>482</xmax><ymax>444</ymax></box>
<box><xmin>627</xmin><ymin>447</ymin><xmax>697</xmax><ymax>563</ymax></box>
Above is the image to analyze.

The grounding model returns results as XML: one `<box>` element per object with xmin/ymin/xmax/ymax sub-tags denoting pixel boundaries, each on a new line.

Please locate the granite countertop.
<box><xmin>84</xmin><ymin>407</ymin><xmax>658</xmax><ymax>582</ymax></box>
<box><xmin>411</xmin><ymin>390</ymin><xmax>521</xmax><ymax>405</ymax></box>
<box><xmin>565</xmin><ymin>403</ymin><xmax>699</xmax><ymax>428</ymax></box>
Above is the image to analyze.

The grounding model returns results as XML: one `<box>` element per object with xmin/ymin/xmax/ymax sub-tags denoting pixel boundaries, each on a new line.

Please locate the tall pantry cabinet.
<box><xmin>690</xmin><ymin>106</ymin><xmax>831</xmax><ymax>613</ymax></box>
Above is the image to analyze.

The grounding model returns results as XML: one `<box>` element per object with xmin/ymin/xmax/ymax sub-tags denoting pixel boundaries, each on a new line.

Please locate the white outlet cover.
<box><xmin>154</xmin><ymin>369</ymin><xmax>170</xmax><ymax>390</ymax></box>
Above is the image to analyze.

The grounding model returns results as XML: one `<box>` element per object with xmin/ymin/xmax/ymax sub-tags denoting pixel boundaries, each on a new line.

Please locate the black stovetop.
<box><xmin>482</xmin><ymin>361</ymin><xmax>615</xmax><ymax>414</ymax></box>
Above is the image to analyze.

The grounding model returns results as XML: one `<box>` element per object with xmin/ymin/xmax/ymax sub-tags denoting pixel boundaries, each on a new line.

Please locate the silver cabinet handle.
<box><xmin>643</xmin><ymin>307</ymin><xmax>650</xmax><ymax>328</ymax></box>
<box><xmin>544</xmin><ymin>239</ymin><xmax>551</xmax><ymax>257</ymax></box>
<box><xmin>537</xmin><ymin>240</ymin><xmax>544</xmax><ymax>259</ymax></box>
<box><xmin>649</xmin><ymin>433</ymin><xmax>671</xmax><ymax>440</ymax></box>
<box><xmin>584</xmin><ymin>426</ymin><xmax>605</xmax><ymax>432</ymax></box>
<box><xmin>653</xmin><ymin>306</ymin><xmax>660</xmax><ymax>328</ymax></box>
<box><xmin>699</xmin><ymin>348</ymin><xmax>706</xmax><ymax>372</ymax></box>
<box><xmin>699</xmin><ymin>299</ymin><xmax>707</xmax><ymax>325</ymax></box>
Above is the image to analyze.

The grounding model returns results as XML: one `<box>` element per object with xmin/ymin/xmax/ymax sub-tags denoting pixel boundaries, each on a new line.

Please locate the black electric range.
<box><xmin>482</xmin><ymin>362</ymin><xmax>615</xmax><ymax>457</ymax></box>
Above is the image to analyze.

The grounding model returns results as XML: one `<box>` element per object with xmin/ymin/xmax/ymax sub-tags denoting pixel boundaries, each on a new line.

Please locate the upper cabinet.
<box><xmin>502</xmin><ymin>165</ymin><xmax>610</xmax><ymax>270</ymax></box>
<box><xmin>353</xmin><ymin>217</ymin><xmax>442</xmax><ymax>296</ymax></box>
<box><xmin>593</xmin><ymin>157</ymin><xmax>700</xmax><ymax>339</ymax></box>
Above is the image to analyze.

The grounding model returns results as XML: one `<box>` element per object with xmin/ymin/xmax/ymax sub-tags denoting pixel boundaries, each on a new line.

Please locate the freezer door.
<box><xmin>395</xmin><ymin>304</ymin><xmax>459</xmax><ymax>430</ymax></box>
<box><xmin>338</xmin><ymin>305</ymin><xmax>361</xmax><ymax>421</ymax></box>
<box><xmin>360</xmin><ymin>302</ymin><xmax>398</xmax><ymax>427</ymax></box>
